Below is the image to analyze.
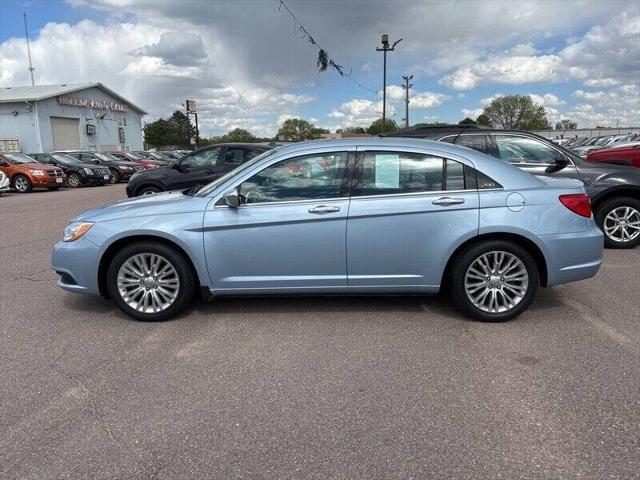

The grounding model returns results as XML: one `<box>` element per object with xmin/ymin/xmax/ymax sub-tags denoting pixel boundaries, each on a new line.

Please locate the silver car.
<box><xmin>52</xmin><ymin>138</ymin><xmax>603</xmax><ymax>322</ymax></box>
<box><xmin>0</xmin><ymin>170</ymin><xmax>9</xmax><ymax>194</ymax></box>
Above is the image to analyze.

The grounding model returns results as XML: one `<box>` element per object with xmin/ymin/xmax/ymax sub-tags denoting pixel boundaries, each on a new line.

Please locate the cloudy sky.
<box><xmin>1</xmin><ymin>0</ymin><xmax>639</xmax><ymax>136</ymax></box>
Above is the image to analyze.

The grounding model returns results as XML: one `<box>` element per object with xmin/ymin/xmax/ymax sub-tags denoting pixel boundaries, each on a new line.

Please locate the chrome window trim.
<box><xmin>214</xmin><ymin>196</ymin><xmax>350</xmax><ymax>209</ymax></box>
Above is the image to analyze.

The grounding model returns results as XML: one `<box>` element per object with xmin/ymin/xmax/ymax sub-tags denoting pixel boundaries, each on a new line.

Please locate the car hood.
<box><xmin>73</xmin><ymin>190</ymin><xmax>207</xmax><ymax>223</ymax></box>
<box><xmin>12</xmin><ymin>162</ymin><xmax>57</xmax><ymax>170</ymax></box>
<box><xmin>131</xmin><ymin>165</ymin><xmax>175</xmax><ymax>179</ymax></box>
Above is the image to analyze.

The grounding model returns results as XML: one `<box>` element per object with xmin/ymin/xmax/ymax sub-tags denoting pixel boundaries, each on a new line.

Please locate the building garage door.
<box><xmin>51</xmin><ymin>117</ymin><xmax>80</xmax><ymax>150</ymax></box>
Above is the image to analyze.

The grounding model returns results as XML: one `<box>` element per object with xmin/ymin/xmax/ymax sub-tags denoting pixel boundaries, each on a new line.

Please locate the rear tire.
<box><xmin>13</xmin><ymin>175</ymin><xmax>32</xmax><ymax>193</ymax></box>
<box><xmin>106</xmin><ymin>242</ymin><xmax>196</xmax><ymax>321</ymax></box>
<box><xmin>449</xmin><ymin>240</ymin><xmax>539</xmax><ymax>322</ymax></box>
<box><xmin>594</xmin><ymin>197</ymin><xmax>640</xmax><ymax>249</ymax></box>
<box><xmin>139</xmin><ymin>185</ymin><xmax>162</xmax><ymax>196</ymax></box>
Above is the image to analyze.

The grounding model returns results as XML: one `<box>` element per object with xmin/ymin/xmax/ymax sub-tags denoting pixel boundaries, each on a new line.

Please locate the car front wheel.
<box><xmin>106</xmin><ymin>242</ymin><xmax>196</xmax><ymax>321</ymax></box>
<box><xmin>68</xmin><ymin>172</ymin><xmax>83</xmax><ymax>188</ymax></box>
<box><xmin>13</xmin><ymin>175</ymin><xmax>32</xmax><ymax>193</ymax></box>
<box><xmin>595</xmin><ymin>197</ymin><xmax>640</xmax><ymax>249</ymax></box>
<box><xmin>110</xmin><ymin>169</ymin><xmax>120</xmax><ymax>184</ymax></box>
<box><xmin>449</xmin><ymin>240</ymin><xmax>539</xmax><ymax>322</ymax></box>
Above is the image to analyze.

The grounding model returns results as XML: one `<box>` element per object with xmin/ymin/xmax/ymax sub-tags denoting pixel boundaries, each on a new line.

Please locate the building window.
<box><xmin>118</xmin><ymin>117</ymin><xmax>127</xmax><ymax>127</ymax></box>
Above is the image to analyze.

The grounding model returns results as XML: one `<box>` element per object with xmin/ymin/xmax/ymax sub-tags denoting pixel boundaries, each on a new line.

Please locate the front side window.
<box><xmin>494</xmin><ymin>136</ymin><xmax>558</xmax><ymax>164</ymax></box>
<box><xmin>181</xmin><ymin>147</ymin><xmax>221</xmax><ymax>168</ymax></box>
<box><xmin>239</xmin><ymin>151</ymin><xmax>347</xmax><ymax>204</ymax></box>
<box><xmin>456</xmin><ymin>135</ymin><xmax>490</xmax><ymax>155</ymax></box>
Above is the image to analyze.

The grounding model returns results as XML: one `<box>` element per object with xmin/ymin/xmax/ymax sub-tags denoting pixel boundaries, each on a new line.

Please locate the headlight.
<box><xmin>31</xmin><ymin>169</ymin><xmax>45</xmax><ymax>176</ymax></box>
<box><xmin>83</xmin><ymin>167</ymin><xmax>93</xmax><ymax>175</ymax></box>
<box><xmin>62</xmin><ymin>222</ymin><xmax>94</xmax><ymax>242</ymax></box>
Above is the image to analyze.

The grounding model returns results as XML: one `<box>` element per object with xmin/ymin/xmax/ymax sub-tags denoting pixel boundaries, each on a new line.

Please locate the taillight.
<box><xmin>559</xmin><ymin>194</ymin><xmax>592</xmax><ymax>218</ymax></box>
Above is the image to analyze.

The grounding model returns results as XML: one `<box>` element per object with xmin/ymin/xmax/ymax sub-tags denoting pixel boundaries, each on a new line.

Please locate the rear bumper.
<box><xmin>533</xmin><ymin>221</ymin><xmax>604</xmax><ymax>287</ymax></box>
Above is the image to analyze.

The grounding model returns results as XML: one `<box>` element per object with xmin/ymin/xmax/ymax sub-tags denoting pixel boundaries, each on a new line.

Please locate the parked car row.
<box><xmin>561</xmin><ymin>133</ymin><xmax>640</xmax><ymax>165</ymax></box>
<box><xmin>0</xmin><ymin>150</ymin><xmax>187</xmax><ymax>193</ymax></box>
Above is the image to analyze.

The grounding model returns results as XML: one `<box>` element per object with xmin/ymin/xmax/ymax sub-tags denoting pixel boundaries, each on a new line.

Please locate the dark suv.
<box><xmin>125</xmin><ymin>143</ymin><xmax>273</xmax><ymax>197</ymax></box>
<box><xmin>29</xmin><ymin>153</ymin><xmax>111</xmax><ymax>187</ymax></box>
<box><xmin>387</xmin><ymin>125</ymin><xmax>640</xmax><ymax>248</ymax></box>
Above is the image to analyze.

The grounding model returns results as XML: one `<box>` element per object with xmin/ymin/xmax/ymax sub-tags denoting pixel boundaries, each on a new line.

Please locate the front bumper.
<box><xmin>0</xmin><ymin>177</ymin><xmax>9</xmax><ymax>192</ymax></box>
<box><xmin>51</xmin><ymin>236</ymin><xmax>102</xmax><ymax>295</ymax></box>
<box><xmin>533</xmin><ymin>221</ymin><xmax>604</xmax><ymax>287</ymax></box>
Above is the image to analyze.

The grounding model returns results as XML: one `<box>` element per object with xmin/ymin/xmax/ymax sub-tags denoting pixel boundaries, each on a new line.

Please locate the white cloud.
<box><xmin>584</xmin><ymin>78</ymin><xmax>621</xmax><ymax>88</ymax></box>
<box><xmin>327</xmin><ymin>98</ymin><xmax>391</xmax><ymax>128</ymax></box>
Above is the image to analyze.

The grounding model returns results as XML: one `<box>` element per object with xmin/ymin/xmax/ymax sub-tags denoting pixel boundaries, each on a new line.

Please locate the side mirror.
<box><xmin>547</xmin><ymin>153</ymin><xmax>569</xmax><ymax>172</ymax></box>
<box><xmin>222</xmin><ymin>188</ymin><xmax>240</xmax><ymax>208</ymax></box>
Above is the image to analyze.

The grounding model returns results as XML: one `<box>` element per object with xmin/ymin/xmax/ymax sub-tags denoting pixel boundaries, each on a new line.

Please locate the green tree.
<box><xmin>143</xmin><ymin>118</ymin><xmax>171</xmax><ymax>148</ymax></box>
<box><xmin>218</xmin><ymin>128</ymin><xmax>257</xmax><ymax>143</ymax></box>
<box><xmin>343</xmin><ymin>126</ymin><xmax>366</xmax><ymax>135</ymax></box>
<box><xmin>366</xmin><ymin>118</ymin><xmax>398</xmax><ymax>135</ymax></box>
<box><xmin>481</xmin><ymin>95</ymin><xmax>548</xmax><ymax>130</ymax></box>
<box><xmin>458</xmin><ymin>117</ymin><xmax>477</xmax><ymax>125</ymax></box>
<box><xmin>555</xmin><ymin>119</ymin><xmax>578</xmax><ymax>130</ymax></box>
<box><xmin>476</xmin><ymin>113</ymin><xmax>493</xmax><ymax>127</ymax></box>
<box><xmin>144</xmin><ymin>110</ymin><xmax>195</xmax><ymax>148</ymax></box>
<box><xmin>277</xmin><ymin>118</ymin><xmax>325</xmax><ymax>141</ymax></box>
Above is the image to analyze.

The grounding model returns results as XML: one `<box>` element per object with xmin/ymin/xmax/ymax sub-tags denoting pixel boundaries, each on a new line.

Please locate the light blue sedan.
<box><xmin>52</xmin><ymin>138</ymin><xmax>603</xmax><ymax>322</ymax></box>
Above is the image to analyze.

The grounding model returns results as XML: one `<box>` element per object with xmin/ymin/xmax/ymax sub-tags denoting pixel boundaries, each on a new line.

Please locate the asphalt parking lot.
<box><xmin>1</xmin><ymin>185</ymin><xmax>638</xmax><ymax>479</ymax></box>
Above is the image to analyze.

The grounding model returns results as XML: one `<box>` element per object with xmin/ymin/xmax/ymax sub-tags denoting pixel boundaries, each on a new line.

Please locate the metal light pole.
<box><xmin>401</xmin><ymin>74</ymin><xmax>413</xmax><ymax>129</ymax></box>
<box><xmin>376</xmin><ymin>34</ymin><xmax>402</xmax><ymax>133</ymax></box>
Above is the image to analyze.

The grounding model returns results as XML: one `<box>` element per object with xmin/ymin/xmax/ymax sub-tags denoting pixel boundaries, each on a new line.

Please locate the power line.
<box><xmin>277</xmin><ymin>0</ymin><xmax>377</xmax><ymax>96</ymax></box>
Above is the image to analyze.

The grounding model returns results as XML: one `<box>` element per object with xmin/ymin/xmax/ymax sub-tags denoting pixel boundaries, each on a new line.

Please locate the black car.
<box><xmin>125</xmin><ymin>143</ymin><xmax>273</xmax><ymax>197</ymax></box>
<box><xmin>387</xmin><ymin>125</ymin><xmax>640</xmax><ymax>248</ymax></box>
<box><xmin>28</xmin><ymin>153</ymin><xmax>111</xmax><ymax>187</ymax></box>
<box><xmin>55</xmin><ymin>151</ymin><xmax>144</xmax><ymax>183</ymax></box>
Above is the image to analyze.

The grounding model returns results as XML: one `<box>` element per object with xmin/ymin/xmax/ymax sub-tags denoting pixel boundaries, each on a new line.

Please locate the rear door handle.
<box><xmin>432</xmin><ymin>196</ymin><xmax>465</xmax><ymax>206</ymax></box>
<box><xmin>309</xmin><ymin>205</ymin><xmax>340</xmax><ymax>214</ymax></box>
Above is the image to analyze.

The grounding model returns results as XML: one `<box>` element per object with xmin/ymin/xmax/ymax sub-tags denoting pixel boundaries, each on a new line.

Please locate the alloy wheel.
<box><xmin>464</xmin><ymin>251</ymin><xmax>529</xmax><ymax>314</ymax></box>
<box><xmin>14</xmin><ymin>176</ymin><xmax>29</xmax><ymax>192</ymax></box>
<box><xmin>117</xmin><ymin>253</ymin><xmax>180</xmax><ymax>313</ymax></box>
<box><xmin>68</xmin><ymin>173</ymin><xmax>81</xmax><ymax>188</ymax></box>
<box><xmin>603</xmin><ymin>206</ymin><xmax>640</xmax><ymax>243</ymax></box>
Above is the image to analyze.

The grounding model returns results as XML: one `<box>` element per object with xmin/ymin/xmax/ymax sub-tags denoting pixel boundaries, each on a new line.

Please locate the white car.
<box><xmin>0</xmin><ymin>170</ymin><xmax>10</xmax><ymax>195</ymax></box>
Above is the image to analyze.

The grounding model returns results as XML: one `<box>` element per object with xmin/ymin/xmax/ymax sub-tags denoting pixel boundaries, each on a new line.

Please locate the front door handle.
<box><xmin>432</xmin><ymin>196</ymin><xmax>465</xmax><ymax>206</ymax></box>
<box><xmin>309</xmin><ymin>205</ymin><xmax>340</xmax><ymax>214</ymax></box>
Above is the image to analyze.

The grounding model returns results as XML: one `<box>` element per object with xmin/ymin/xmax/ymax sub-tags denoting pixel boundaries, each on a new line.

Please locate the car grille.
<box><xmin>96</xmin><ymin>167</ymin><xmax>110</xmax><ymax>176</ymax></box>
<box><xmin>47</xmin><ymin>168</ymin><xmax>64</xmax><ymax>177</ymax></box>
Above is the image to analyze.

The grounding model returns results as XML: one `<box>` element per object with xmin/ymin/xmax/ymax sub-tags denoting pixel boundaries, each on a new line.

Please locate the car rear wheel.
<box><xmin>449</xmin><ymin>240</ymin><xmax>539</xmax><ymax>322</ymax></box>
<box><xmin>139</xmin><ymin>185</ymin><xmax>162</xmax><ymax>196</ymax></box>
<box><xmin>595</xmin><ymin>197</ymin><xmax>640</xmax><ymax>249</ymax></box>
<box><xmin>68</xmin><ymin>172</ymin><xmax>82</xmax><ymax>188</ymax></box>
<box><xmin>13</xmin><ymin>175</ymin><xmax>32</xmax><ymax>193</ymax></box>
<box><xmin>106</xmin><ymin>242</ymin><xmax>196</xmax><ymax>321</ymax></box>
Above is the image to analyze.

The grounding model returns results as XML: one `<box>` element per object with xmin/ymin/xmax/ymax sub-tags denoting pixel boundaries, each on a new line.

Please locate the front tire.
<box><xmin>106</xmin><ymin>242</ymin><xmax>196</xmax><ymax>321</ymax></box>
<box><xmin>13</xmin><ymin>175</ymin><xmax>32</xmax><ymax>193</ymax></box>
<box><xmin>109</xmin><ymin>169</ymin><xmax>120</xmax><ymax>184</ymax></box>
<box><xmin>595</xmin><ymin>197</ymin><xmax>640</xmax><ymax>249</ymax></box>
<box><xmin>449</xmin><ymin>240</ymin><xmax>539</xmax><ymax>322</ymax></box>
<box><xmin>68</xmin><ymin>172</ymin><xmax>83</xmax><ymax>188</ymax></box>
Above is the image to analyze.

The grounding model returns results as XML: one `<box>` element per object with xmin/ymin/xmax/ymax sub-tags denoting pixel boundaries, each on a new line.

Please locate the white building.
<box><xmin>0</xmin><ymin>83</ymin><xmax>146</xmax><ymax>153</ymax></box>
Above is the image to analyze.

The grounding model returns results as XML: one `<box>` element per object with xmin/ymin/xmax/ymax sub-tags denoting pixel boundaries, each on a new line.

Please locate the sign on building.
<box><xmin>0</xmin><ymin>139</ymin><xmax>20</xmax><ymax>153</ymax></box>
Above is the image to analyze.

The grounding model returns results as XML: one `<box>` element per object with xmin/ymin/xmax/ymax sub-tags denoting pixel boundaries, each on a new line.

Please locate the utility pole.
<box><xmin>23</xmin><ymin>13</ymin><xmax>35</xmax><ymax>86</ymax></box>
<box><xmin>376</xmin><ymin>34</ymin><xmax>402</xmax><ymax>133</ymax></box>
<box><xmin>401</xmin><ymin>74</ymin><xmax>413</xmax><ymax>129</ymax></box>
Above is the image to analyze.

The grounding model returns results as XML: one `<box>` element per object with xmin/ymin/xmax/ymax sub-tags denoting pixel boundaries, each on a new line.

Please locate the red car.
<box><xmin>587</xmin><ymin>143</ymin><xmax>640</xmax><ymax>168</ymax></box>
<box><xmin>106</xmin><ymin>151</ymin><xmax>167</xmax><ymax>169</ymax></box>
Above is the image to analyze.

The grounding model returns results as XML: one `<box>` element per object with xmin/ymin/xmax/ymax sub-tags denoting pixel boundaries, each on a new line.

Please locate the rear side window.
<box><xmin>353</xmin><ymin>151</ymin><xmax>472</xmax><ymax>196</ymax></box>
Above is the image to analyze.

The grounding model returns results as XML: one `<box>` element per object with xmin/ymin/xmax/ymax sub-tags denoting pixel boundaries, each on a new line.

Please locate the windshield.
<box><xmin>195</xmin><ymin>148</ymin><xmax>278</xmax><ymax>197</ymax></box>
<box><xmin>94</xmin><ymin>153</ymin><xmax>118</xmax><ymax>162</ymax></box>
<box><xmin>4</xmin><ymin>153</ymin><xmax>37</xmax><ymax>164</ymax></box>
<box><xmin>52</xmin><ymin>153</ymin><xmax>82</xmax><ymax>165</ymax></box>
<box><xmin>125</xmin><ymin>151</ymin><xmax>146</xmax><ymax>160</ymax></box>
